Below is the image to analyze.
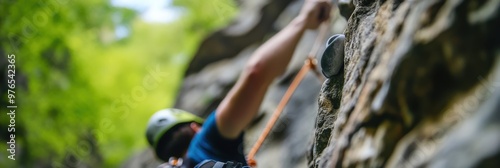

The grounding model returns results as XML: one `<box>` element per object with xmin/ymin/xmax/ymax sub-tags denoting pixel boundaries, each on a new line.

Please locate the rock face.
<box><xmin>309</xmin><ymin>0</ymin><xmax>500</xmax><ymax>167</ymax></box>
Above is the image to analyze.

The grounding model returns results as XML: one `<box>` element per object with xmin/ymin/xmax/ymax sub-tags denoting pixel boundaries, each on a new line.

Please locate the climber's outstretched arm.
<box><xmin>215</xmin><ymin>0</ymin><xmax>331</xmax><ymax>139</ymax></box>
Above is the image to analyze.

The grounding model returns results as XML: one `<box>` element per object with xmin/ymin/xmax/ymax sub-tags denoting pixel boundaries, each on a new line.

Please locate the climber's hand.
<box><xmin>297</xmin><ymin>0</ymin><xmax>332</xmax><ymax>29</ymax></box>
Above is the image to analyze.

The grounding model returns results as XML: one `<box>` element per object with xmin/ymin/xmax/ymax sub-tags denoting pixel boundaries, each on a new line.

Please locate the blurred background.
<box><xmin>0</xmin><ymin>0</ymin><xmax>238</xmax><ymax>167</ymax></box>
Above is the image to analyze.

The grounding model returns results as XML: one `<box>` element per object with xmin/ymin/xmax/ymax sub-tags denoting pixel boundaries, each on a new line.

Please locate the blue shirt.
<box><xmin>187</xmin><ymin>112</ymin><xmax>247</xmax><ymax>166</ymax></box>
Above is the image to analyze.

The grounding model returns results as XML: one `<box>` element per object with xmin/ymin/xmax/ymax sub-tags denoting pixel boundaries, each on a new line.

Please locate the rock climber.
<box><xmin>145</xmin><ymin>0</ymin><xmax>332</xmax><ymax>167</ymax></box>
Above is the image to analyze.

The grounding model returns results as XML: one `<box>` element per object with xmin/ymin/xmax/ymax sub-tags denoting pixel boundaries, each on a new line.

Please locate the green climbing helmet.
<box><xmin>145</xmin><ymin>108</ymin><xmax>204</xmax><ymax>158</ymax></box>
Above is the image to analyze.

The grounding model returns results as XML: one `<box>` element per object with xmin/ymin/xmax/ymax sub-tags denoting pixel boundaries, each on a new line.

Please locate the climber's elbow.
<box><xmin>243</xmin><ymin>59</ymin><xmax>271</xmax><ymax>84</ymax></box>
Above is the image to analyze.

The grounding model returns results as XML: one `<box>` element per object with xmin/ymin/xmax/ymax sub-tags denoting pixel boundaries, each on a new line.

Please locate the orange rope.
<box><xmin>246</xmin><ymin>20</ymin><xmax>330</xmax><ymax>167</ymax></box>
<box><xmin>247</xmin><ymin>58</ymin><xmax>313</xmax><ymax>167</ymax></box>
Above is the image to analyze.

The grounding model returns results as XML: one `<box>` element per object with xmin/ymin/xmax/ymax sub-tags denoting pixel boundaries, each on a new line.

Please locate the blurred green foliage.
<box><xmin>0</xmin><ymin>0</ymin><xmax>237</xmax><ymax>167</ymax></box>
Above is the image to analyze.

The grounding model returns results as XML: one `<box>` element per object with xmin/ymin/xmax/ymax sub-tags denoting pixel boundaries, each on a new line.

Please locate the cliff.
<box><xmin>309</xmin><ymin>0</ymin><xmax>500</xmax><ymax>167</ymax></box>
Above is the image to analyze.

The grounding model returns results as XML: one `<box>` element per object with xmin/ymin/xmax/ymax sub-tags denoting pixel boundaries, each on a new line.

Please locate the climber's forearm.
<box><xmin>246</xmin><ymin>16</ymin><xmax>307</xmax><ymax>82</ymax></box>
<box><xmin>214</xmin><ymin>17</ymin><xmax>308</xmax><ymax>139</ymax></box>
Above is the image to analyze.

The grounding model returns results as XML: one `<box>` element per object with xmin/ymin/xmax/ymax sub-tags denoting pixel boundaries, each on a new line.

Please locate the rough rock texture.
<box><xmin>309</xmin><ymin>0</ymin><xmax>500</xmax><ymax>167</ymax></box>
